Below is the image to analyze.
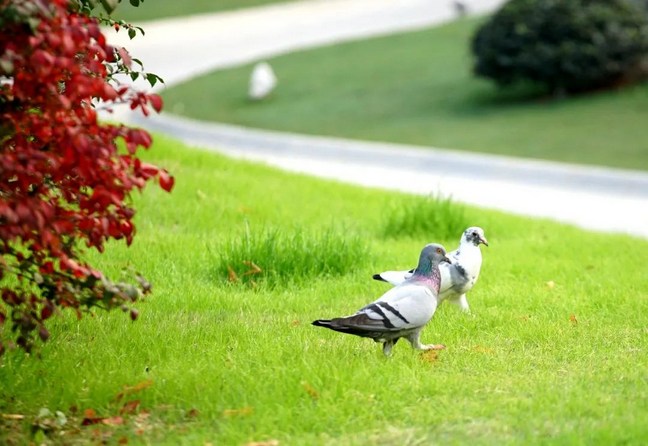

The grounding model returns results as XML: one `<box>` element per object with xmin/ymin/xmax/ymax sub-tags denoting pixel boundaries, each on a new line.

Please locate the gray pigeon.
<box><xmin>372</xmin><ymin>227</ymin><xmax>488</xmax><ymax>313</ymax></box>
<box><xmin>312</xmin><ymin>243</ymin><xmax>451</xmax><ymax>356</ymax></box>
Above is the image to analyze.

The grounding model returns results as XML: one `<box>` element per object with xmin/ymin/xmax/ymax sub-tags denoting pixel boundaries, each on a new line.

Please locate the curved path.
<box><xmin>110</xmin><ymin>0</ymin><xmax>648</xmax><ymax>239</ymax></box>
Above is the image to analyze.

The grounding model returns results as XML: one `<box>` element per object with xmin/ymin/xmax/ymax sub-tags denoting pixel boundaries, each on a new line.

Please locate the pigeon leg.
<box><xmin>406</xmin><ymin>330</ymin><xmax>445</xmax><ymax>351</ymax></box>
<box><xmin>382</xmin><ymin>338</ymin><xmax>400</xmax><ymax>356</ymax></box>
<box><xmin>448</xmin><ymin>294</ymin><xmax>471</xmax><ymax>313</ymax></box>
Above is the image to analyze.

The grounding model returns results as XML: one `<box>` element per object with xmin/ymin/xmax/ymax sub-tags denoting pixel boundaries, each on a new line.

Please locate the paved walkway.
<box><xmin>109</xmin><ymin>0</ymin><xmax>507</xmax><ymax>89</ymax></box>
<box><xmin>109</xmin><ymin>0</ymin><xmax>648</xmax><ymax>239</ymax></box>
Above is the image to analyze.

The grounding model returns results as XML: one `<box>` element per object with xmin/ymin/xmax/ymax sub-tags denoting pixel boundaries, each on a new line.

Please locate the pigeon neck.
<box><xmin>459</xmin><ymin>238</ymin><xmax>482</xmax><ymax>254</ymax></box>
<box><xmin>412</xmin><ymin>261</ymin><xmax>442</xmax><ymax>293</ymax></box>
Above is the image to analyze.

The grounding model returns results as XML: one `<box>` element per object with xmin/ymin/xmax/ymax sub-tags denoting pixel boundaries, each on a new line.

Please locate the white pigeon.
<box><xmin>312</xmin><ymin>243</ymin><xmax>451</xmax><ymax>356</ymax></box>
<box><xmin>248</xmin><ymin>61</ymin><xmax>277</xmax><ymax>100</ymax></box>
<box><xmin>373</xmin><ymin>227</ymin><xmax>488</xmax><ymax>313</ymax></box>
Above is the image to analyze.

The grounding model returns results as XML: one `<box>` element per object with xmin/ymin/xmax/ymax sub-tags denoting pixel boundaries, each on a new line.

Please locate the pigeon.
<box><xmin>312</xmin><ymin>243</ymin><xmax>451</xmax><ymax>356</ymax></box>
<box><xmin>248</xmin><ymin>61</ymin><xmax>277</xmax><ymax>100</ymax></box>
<box><xmin>452</xmin><ymin>1</ymin><xmax>468</xmax><ymax>17</ymax></box>
<box><xmin>373</xmin><ymin>227</ymin><xmax>488</xmax><ymax>313</ymax></box>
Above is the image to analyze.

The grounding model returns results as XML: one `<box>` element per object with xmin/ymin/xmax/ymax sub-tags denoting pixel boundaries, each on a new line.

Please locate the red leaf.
<box><xmin>41</xmin><ymin>303</ymin><xmax>53</xmax><ymax>321</ymax></box>
<box><xmin>117</xmin><ymin>47</ymin><xmax>132</xmax><ymax>68</ymax></box>
<box><xmin>148</xmin><ymin>94</ymin><xmax>163</xmax><ymax>113</ymax></box>
<box><xmin>38</xmin><ymin>326</ymin><xmax>50</xmax><ymax>342</ymax></box>
<box><xmin>139</xmin><ymin>162</ymin><xmax>160</xmax><ymax>178</ymax></box>
<box><xmin>158</xmin><ymin>170</ymin><xmax>175</xmax><ymax>192</ymax></box>
<box><xmin>81</xmin><ymin>417</ymin><xmax>104</xmax><ymax>426</ymax></box>
<box><xmin>2</xmin><ymin>0</ymin><xmax>169</xmax><ymax>352</ymax></box>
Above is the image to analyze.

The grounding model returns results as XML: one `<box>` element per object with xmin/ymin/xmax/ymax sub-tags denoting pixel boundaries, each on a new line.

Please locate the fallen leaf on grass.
<box><xmin>472</xmin><ymin>345</ymin><xmax>495</xmax><ymax>355</ymax></box>
<box><xmin>301</xmin><ymin>381</ymin><xmax>319</xmax><ymax>400</ymax></box>
<box><xmin>118</xmin><ymin>436</ymin><xmax>129</xmax><ymax>445</ymax></box>
<box><xmin>246</xmin><ymin>440</ymin><xmax>280</xmax><ymax>446</ymax></box>
<box><xmin>120</xmin><ymin>400</ymin><xmax>140</xmax><ymax>415</ymax></box>
<box><xmin>570</xmin><ymin>314</ymin><xmax>578</xmax><ymax>325</ymax></box>
<box><xmin>102</xmin><ymin>416</ymin><xmax>124</xmax><ymax>426</ymax></box>
<box><xmin>114</xmin><ymin>379</ymin><xmax>153</xmax><ymax>401</ymax></box>
<box><xmin>227</xmin><ymin>265</ymin><xmax>238</xmax><ymax>282</ymax></box>
<box><xmin>187</xmin><ymin>408</ymin><xmax>199</xmax><ymax>418</ymax></box>
<box><xmin>242</xmin><ymin>260</ymin><xmax>262</xmax><ymax>276</ymax></box>
<box><xmin>82</xmin><ymin>408</ymin><xmax>103</xmax><ymax>426</ymax></box>
<box><xmin>546</xmin><ymin>280</ymin><xmax>556</xmax><ymax>289</ymax></box>
<box><xmin>420</xmin><ymin>350</ymin><xmax>440</xmax><ymax>364</ymax></box>
<box><xmin>1</xmin><ymin>414</ymin><xmax>25</xmax><ymax>420</ymax></box>
<box><xmin>222</xmin><ymin>407</ymin><xmax>253</xmax><ymax>417</ymax></box>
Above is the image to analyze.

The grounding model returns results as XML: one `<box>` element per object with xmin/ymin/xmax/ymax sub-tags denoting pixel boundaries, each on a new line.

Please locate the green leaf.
<box><xmin>146</xmin><ymin>73</ymin><xmax>157</xmax><ymax>87</ymax></box>
<box><xmin>129</xmin><ymin>0</ymin><xmax>140</xmax><ymax>7</ymax></box>
<box><xmin>128</xmin><ymin>28</ymin><xmax>136</xmax><ymax>40</ymax></box>
<box><xmin>100</xmin><ymin>0</ymin><xmax>119</xmax><ymax>14</ymax></box>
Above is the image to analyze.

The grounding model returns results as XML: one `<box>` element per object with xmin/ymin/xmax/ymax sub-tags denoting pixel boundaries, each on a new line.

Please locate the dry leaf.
<box><xmin>227</xmin><ymin>265</ymin><xmax>238</xmax><ymax>282</ymax></box>
<box><xmin>187</xmin><ymin>408</ymin><xmax>199</xmax><ymax>418</ymax></box>
<box><xmin>222</xmin><ymin>407</ymin><xmax>253</xmax><ymax>417</ymax></box>
<box><xmin>102</xmin><ymin>416</ymin><xmax>124</xmax><ymax>426</ymax></box>
<box><xmin>472</xmin><ymin>345</ymin><xmax>495</xmax><ymax>354</ymax></box>
<box><xmin>81</xmin><ymin>416</ymin><xmax>104</xmax><ymax>426</ymax></box>
<box><xmin>246</xmin><ymin>440</ymin><xmax>279</xmax><ymax>446</ymax></box>
<box><xmin>119</xmin><ymin>400</ymin><xmax>140</xmax><ymax>415</ymax></box>
<box><xmin>290</xmin><ymin>319</ymin><xmax>300</xmax><ymax>326</ymax></box>
<box><xmin>242</xmin><ymin>260</ymin><xmax>262</xmax><ymax>276</ymax></box>
<box><xmin>118</xmin><ymin>436</ymin><xmax>129</xmax><ymax>445</ymax></box>
<box><xmin>1</xmin><ymin>414</ymin><xmax>25</xmax><ymax>420</ymax></box>
<box><xmin>301</xmin><ymin>381</ymin><xmax>319</xmax><ymax>400</ymax></box>
<box><xmin>569</xmin><ymin>314</ymin><xmax>578</xmax><ymax>325</ymax></box>
<box><xmin>114</xmin><ymin>379</ymin><xmax>153</xmax><ymax>401</ymax></box>
<box><xmin>420</xmin><ymin>350</ymin><xmax>440</xmax><ymax>363</ymax></box>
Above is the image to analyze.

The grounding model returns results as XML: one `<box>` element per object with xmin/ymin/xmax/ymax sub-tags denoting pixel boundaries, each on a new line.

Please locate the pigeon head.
<box><xmin>414</xmin><ymin>243</ymin><xmax>451</xmax><ymax>276</ymax></box>
<box><xmin>463</xmin><ymin>226</ymin><xmax>488</xmax><ymax>247</ymax></box>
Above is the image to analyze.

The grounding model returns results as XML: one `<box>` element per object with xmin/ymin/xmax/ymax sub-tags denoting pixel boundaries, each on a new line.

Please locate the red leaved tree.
<box><xmin>0</xmin><ymin>0</ymin><xmax>173</xmax><ymax>354</ymax></box>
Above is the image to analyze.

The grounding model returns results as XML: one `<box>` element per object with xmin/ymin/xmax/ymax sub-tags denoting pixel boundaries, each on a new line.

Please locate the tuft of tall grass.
<box><xmin>215</xmin><ymin>224</ymin><xmax>370</xmax><ymax>287</ymax></box>
<box><xmin>381</xmin><ymin>193</ymin><xmax>468</xmax><ymax>240</ymax></box>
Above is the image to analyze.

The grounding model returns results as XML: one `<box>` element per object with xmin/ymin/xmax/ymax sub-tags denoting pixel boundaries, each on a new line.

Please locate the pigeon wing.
<box><xmin>367</xmin><ymin>284</ymin><xmax>437</xmax><ymax>329</ymax></box>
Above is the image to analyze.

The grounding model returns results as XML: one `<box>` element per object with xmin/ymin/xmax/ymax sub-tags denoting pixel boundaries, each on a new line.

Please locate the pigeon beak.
<box><xmin>442</xmin><ymin>255</ymin><xmax>452</xmax><ymax>264</ymax></box>
<box><xmin>479</xmin><ymin>235</ymin><xmax>489</xmax><ymax>247</ymax></box>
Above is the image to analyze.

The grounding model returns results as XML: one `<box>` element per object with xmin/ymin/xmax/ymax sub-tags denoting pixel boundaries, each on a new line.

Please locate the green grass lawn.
<box><xmin>161</xmin><ymin>17</ymin><xmax>648</xmax><ymax>171</ymax></box>
<box><xmin>1</xmin><ymin>135</ymin><xmax>648</xmax><ymax>444</ymax></box>
<box><xmin>113</xmin><ymin>0</ymin><xmax>296</xmax><ymax>23</ymax></box>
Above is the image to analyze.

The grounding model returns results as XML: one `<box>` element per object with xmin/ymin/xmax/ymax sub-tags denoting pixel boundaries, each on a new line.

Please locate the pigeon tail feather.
<box><xmin>372</xmin><ymin>273</ymin><xmax>387</xmax><ymax>282</ymax></box>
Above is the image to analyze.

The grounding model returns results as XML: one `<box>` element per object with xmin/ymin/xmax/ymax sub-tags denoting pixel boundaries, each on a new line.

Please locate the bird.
<box><xmin>452</xmin><ymin>1</ymin><xmax>468</xmax><ymax>17</ymax></box>
<box><xmin>312</xmin><ymin>243</ymin><xmax>451</xmax><ymax>356</ymax></box>
<box><xmin>372</xmin><ymin>227</ymin><xmax>488</xmax><ymax>313</ymax></box>
<box><xmin>248</xmin><ymin>61</ymin><xmax>277</xmax><ymax>100</ymax></box>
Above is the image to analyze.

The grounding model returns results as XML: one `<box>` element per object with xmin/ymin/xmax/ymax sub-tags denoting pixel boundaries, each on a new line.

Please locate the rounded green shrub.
<box><xmin>471</xmin><ymin>0</ymin><xmax>648</xmax><ymax>93</ymax></box>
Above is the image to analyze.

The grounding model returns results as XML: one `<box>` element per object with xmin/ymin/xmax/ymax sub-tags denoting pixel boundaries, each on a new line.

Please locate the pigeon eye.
<box><xmin>436</xmin><ymin>248</ymin><xmax>442</xmax><ymax>254</ymax></box>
